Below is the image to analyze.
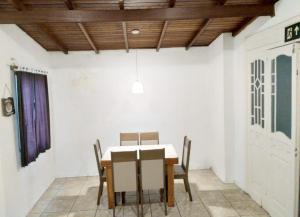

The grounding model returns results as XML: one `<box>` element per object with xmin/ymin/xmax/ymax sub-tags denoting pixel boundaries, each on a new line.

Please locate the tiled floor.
<box><xmin>27</xmin><ymin>170</ymin><xmax>269</xmax><ymax>217</ymax></box>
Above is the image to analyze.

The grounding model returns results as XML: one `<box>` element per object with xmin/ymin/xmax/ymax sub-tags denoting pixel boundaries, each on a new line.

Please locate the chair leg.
<box><xmin>140</xmin><ymin>187</ymin><xmax>143</xmax><ymax>217</ymax></box>
<box><xmin>137</xmin><ymin>189</ymin><xmax>140</xmax><ymax>217</ymax></box>
<box><xmin>113</xmin><ymin>194</ymin><xmax>116</xmax><ymax>217</ymax></box>
<box><xmin>163</xmin><ymin>188</ymin><xmax>167</xmax><ymax>216</ymax></box>
<box><xmin>183</xmin><ymin>177</ymin><xmax>188</xmax><ymax>192</ymax></box>
<box><xmin>97</xmin><ymin>181</ymin><xmax>103</xmax><ymax>205</ymax></box>
<box><xmin>159</xmin><ymin>189</ymin><xmax>163</xmax><ymax>202</ymax></box>
<box><xmin>183</xmin><ymin>177</ymin><xmax>193</xmax><ymax>201</ymax></box>
<box><xmin>115</xmin><ymin>193</ymin><xmax>118</xmax><ymax>206</ymax></box>
<box><xmin>121</xmin><ymin>192</ymin><xmax>126</xmax><ymax>204</ymax></box>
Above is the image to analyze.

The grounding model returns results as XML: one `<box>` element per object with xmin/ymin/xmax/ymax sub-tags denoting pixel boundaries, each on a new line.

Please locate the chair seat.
<box><xmin>174</xmin><ymin>165</ymin><xmax>186</xmax><ymax>178</ymax></box>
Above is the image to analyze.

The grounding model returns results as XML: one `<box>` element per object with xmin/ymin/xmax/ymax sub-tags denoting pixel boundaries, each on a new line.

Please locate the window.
<box><xmin>15</xmin><ymin>71</ymin><xmax>51</xmax><ymax>167</ymax></box>
<box><xmin>271</xmin><ymin>55</ymin><xmax>292</xmax><ymax>139</ymax></box>
<box><xmin>250</xmin><ymin>59</ymin><xmax>265</xmax><ymax>128</ymax></box>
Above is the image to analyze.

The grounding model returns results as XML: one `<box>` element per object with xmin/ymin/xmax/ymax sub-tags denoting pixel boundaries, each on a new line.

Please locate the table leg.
<box><xmin>106</xmin><ymin>166</ymin><xmax>114</xmax><ymax>209</ymax></box>
<box><xmin>167</xmin><ymin>164</ymin><xmax>175</xmax><ymax>207</ymax></box>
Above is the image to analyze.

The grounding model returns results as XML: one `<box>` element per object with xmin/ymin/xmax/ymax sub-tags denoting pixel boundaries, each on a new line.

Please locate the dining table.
<box><xmin>101</xmin><ymin>144</ymin><xmax>179</xmax><ymax>208</ymax></box>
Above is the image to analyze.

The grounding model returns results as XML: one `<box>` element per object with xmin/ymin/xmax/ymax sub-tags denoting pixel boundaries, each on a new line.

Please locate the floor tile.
<box><xmin>98</xmin><ymin>195</ymin><xmax>109</xmax><ymax>210</ymax></box>
<box><xmin>177</xmin><ymin>201</ymin><xmax>210</xmax><ymax>217</ymax></box>
<box><xmin>198</xmin><ymin>191</ymin><xmax>227</xmax><ymax>203</ymax></box>
<box><xmin>71</xmin><ymin>195</ymin><xmax>99</xmax><ymax>211</ymax></box>
<box><xmin>49</xmin><ymin>179</ymin><xmax>66</xmax><ymax>190</ymax></box>
<box><xmin>231</xmin><ymin>201</ymin><xmax>268</xmax><ymax>216</ymax></box>
<box><xmin>204</xmin><ymin>201</ymin><xmax>239</xmax><ymax>217</ymax></box>
<box><xmin>29</xmin><ymin>200</ymin><xmax>50</xmax><ymax>214</ymax></box>
<box><xmin>40</xmin><ymin>189</ymin><xmax>59</xmax><ymax>201</ymax></box>
<box><xmin>27</xmin><ymin>214</ymin><xmax>41</xmax><ymax>217</ymax></box>
<box><xmin>27</xmin><ymin>169</ymin><xmax>270</xmax><ymax>217</ymax></box>
<box><xmin>151</xmin><ymin>203</ymin><xmax>180</xmax><ymax>217</ymax></box>
<box><xmin>241</xmin><ymin>215</ymin><xmax>270</xmax><ymax>217</ymax></box>
<box><xmin>221</xmin><ymin>189</ymin><xmax>251</xmax><ymax>202</ymax></box>
<box><xmin>124</xmin><ymin>204</ymin><xmax>149</xmax><ymax>217</ymax></box>
<box><xmin>67</xmin><ymin>210</ymin><xmax>97</xmax><ymax>217</ymax></box>
<box><xmin>126</xmin><ymin>195</ymin><xmax>149</xmax><ymax>205</ymax></box>
<box><xmin>95</xmin><ymin>207</ymin><xmax>123</xmax><ymax>217</ymax></box>
<box><xmin>62</xmin><ymin>178</ymin><xmax>87</xmax><ymax>189</ymax></box>
<box><xmin>56</xmin><ymin>187</ymin><xmax>82</xmax><ymax>197</ymax></box>
<box><xmin>175</xmin><ymin>192</ymin><xmax>200</xmax><ymax>204</ymax></box>
<box><xmin>44</xmin><ymin>199</ymin><xmax>76</xmax><ymax>213</ymax></box>
<box><xmin>40</xmin><ymin>213</ymin><xmax>68</xmax><ymax>217</ymax></box>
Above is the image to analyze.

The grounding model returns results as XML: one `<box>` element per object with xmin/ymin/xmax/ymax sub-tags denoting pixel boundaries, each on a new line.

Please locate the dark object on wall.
<box><xmin>1</xmin><ymin>97</ymin><xmax>15</xmax><ymax>116</ymax></box>
<box><xmin>15</xmin><ymin>71</ymin><xmax>51</xmax><ymax>167</ymax></box>
<box><xmin>285</xmin><ymin>22</ymin><xmax>300</xmax><ymax>42</ymax></box>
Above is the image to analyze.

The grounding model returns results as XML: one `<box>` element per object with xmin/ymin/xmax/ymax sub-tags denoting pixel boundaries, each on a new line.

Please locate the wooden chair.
<box><xmin>120</xmin><ymin>132</ymin><xmax>139</xmax><ymax>146</ymax></box>
<box><xmin>174</xmin><ymin>136</ymin><xmax>193</xmax><ymax>201</ymax></box>
<box><xmin>93</xmin><ymin>142</ymin><xmax>106</xmax><ymax>205</ymax></box>
<box><xmin>111</xmin><ymin>151</ymin><xmax>139</xmax><ymax>217</ymax></box>
<box><xmin>96</xmin><ymin>139</ymin><xmax>103</xmax><ymax>158</ymax></box>
<box><xmin>139</xmin><ymin>132</ymin><xmax>159</xmax><ymax>145</ymax></box>
<box><xmin>139</xmin><ymin>149</ymin><xmax>167</xmax><ymax>216</ymax></box>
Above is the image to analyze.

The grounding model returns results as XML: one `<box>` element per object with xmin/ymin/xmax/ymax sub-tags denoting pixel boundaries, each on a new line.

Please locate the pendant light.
<box><xmin>132</xmin><ymin>50</ymin><xmax>144</xmax><ymax>94</ymax></box>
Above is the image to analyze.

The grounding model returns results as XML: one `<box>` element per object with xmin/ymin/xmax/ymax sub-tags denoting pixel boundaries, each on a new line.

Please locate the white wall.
<box><xmin>208</xmin><ymin>35</ymin><xmax>226</xmax><ymax>181</ymax></box>
<box><xmin>0</xmin><ymin>156</ymin><xmax>7</xmax><ymax>217</ymax></box>
<box><xmin>0</xmin><ymin>25</ymin><xmax>56</xmax><ymax>217</ymax></box>
<box><xmin>48</xmin><ymin>48</ymin><xmax>213</xmax><ymax>177</ymax></box>
<box><xmin>208</xmin><ymin>33</ymin><xmax>235</xmax><ymax>183</ymax></box>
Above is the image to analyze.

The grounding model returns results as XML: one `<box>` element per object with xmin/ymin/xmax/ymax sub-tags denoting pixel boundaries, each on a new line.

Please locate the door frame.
<box><xmin>295</xmin><ymin>43</ymin><xmax>300</xmax><ymax>217</ymax></box>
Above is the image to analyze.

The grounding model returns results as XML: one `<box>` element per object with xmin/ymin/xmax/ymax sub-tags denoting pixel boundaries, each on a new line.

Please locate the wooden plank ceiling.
<box><xmin>0</xmin><ymin>0</ymin><xmax>276</xmax><ymax>54</ymax></box>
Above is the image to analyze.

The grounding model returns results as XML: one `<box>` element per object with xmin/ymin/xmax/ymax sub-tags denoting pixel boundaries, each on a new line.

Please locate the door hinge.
<box><xmin>297</xmin><ymin>69</ymin><xmax>299</xmax><ymax>76</ymax></box>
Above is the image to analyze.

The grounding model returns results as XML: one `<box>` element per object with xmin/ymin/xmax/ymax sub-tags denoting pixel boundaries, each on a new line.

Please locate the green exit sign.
<box><xmin>285</xmin><ymin>22</ymin><xmax>300</xmax><ymax>42</ymax></box>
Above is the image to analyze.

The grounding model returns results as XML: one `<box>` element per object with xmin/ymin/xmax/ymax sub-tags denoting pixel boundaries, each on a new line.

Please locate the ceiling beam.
<box><xmin>232</xmin><ymin>17</ymin><xmax>257</xmax><ymax>37</ymax></box>
<box><xmin>156</xmin><ymin>21</ymin><xmax>169</xmax><ymax>52</ymax></box>
<box><xmin>185</xmin><ymin>0</ymin><xmax>228</xmax><ymax>50</ymax></box>
<box><xmin>119</xmin><ymin>0</ymin><xmax>124</xmax><ymax>10</ymax></box>
<box><xmin>217</xmin><ymin>0</ymin><xmax>227</xmax><ymax>5</ymax></box>
<box><xmin>169</xmin><ymin>0</ymin><xmax>176</xmax><ymax>8</ymax></box>
<box><xmin>7</xmin><ymin>0</ymin><xmax>26</xmax><ymax>10</ymax></box>
<box><xmin>37</xmin><ymin>24</ymin><xmax>68</xmax><ymax>54</ymax></box>
<box><xmin>0</xmin><ymin>4</ymin><xmax>275</xmax><ymax>24</ymax></box>
<box><xmin>64</xmin><ymin>0</ymin><xmax>74</xmax><ymax>10</ymax></box>
<box><xmin>122</xmin><ymin>22</ymin><xmax>129</xmax><ymax>53</ymax></box>
<box><xmin>77</xmin><ymin>23</ymin><xmax>99</xmax><ymax>54</ymax></box>
<box><xmin>186</xmin><ymin>19</ymin><xmax>212</xmax><ymax>50</ymax></box>
<box><xmin>64</xmin><ymin>0</ymin><xmax>99</xmax><ymax>54</ymax></box>
<box><xmin>157</xmin><ymin>0</ymin><xmax>174</xmax><ymax>52</ymax></box>
<box><xmin>7</xmin><ymin>0</ymin><xmax>68</xmax><ymax>54</ymax></box>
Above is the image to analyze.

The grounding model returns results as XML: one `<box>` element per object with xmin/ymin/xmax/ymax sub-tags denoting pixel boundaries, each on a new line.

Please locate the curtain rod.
<box><xmin>9</xmin><ymin>63</ymin><xmax>48</xmax><ymax>75</ymax></box>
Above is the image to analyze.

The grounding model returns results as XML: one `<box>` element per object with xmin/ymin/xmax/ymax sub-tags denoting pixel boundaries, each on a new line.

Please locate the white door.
<box><xmin>247</xmin><ymin>44</ymin><xmax>300</xmax><ymax>217</ymax></box>
<box><xmin>247</xmin><ymin>50</ymin><xmax>269</xmax><ymax>205</ymax></box>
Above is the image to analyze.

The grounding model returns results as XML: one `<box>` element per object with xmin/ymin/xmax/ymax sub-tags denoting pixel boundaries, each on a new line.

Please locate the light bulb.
<box><xmin>132</xmin><ymin>81</ymin><xmax>144</xmax><ymax>94</ymax></box>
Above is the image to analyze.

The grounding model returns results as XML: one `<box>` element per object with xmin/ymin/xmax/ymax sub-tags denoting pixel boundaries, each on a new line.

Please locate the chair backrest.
<box><xmin>140</xmin><ymin>132</ymin><xmax>159</xmax><ymax>145</ymax></box>
<box><xmin>96</xmin><ymin>139</ymin><xmax>103</xmax><ymax>158</ymax></box>
<box><xmin>120</xmin><ymin>133</ymin><xmax>139</xmax><ymax>146</ymax></box>
<box><xmin>93</xmin><ymin>143</ymin><xmax>103</xmax><ymax>177</ymax></box>
<box><xmin>139</xmin><ymin>149</ymin><xmax>165</xmax><ymax>190</ymax></box>
<box><xmin>182</xmin><ymin>136</ymin><xmax>191</xmax><ymax>172</ymax></box>
<box><xmin>111</xmin><ymin>151</ymin><xmax>138</xmax><ymax>192</ymax></box>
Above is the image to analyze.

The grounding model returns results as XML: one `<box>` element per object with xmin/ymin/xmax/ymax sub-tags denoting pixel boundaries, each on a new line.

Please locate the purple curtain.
<box><xmin>16</xmin><ymin>71</ymin><xmax>51</xmax><ymax>167</ymax></box>
<box><xmin>35</xmin><ymin>74</ymin><xmax>51</xmax><ymax>153</ymax></box>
